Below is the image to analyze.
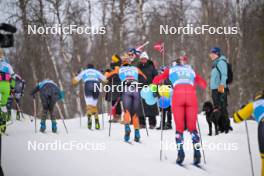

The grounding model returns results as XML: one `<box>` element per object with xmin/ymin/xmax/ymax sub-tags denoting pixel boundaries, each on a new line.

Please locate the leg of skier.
<box><xmin>49</xmin><ymin>96</ymin><xmax>57</xmax><ymax>133</ymax></box>
<box><xmin>172</xmin><ymin>86</ymin><xmax>185</xmax><ymax>165</ymax></box>
<box><xmin>122</xmin><ymin>91</ymin><xmax>133</xmax><ymax>142</ymax></box>
<box><xmin>132</xmin><ymin>89</ymin><xmax>140</xmax><ymax>142</ymax></box>
<box><xmin>185</xmin><ymin>85</ymin><xmax>201</xmax><ymax>165</ymax></box>
<box><xmin>39</xmin><ymin>94</ymin><xmax>49</xmax><ymax>133</ymax></box>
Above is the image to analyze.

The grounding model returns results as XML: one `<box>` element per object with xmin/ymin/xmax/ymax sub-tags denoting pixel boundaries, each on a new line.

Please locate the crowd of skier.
<box><xmin>0</xmin><ymin>44</ymin><xmax>263</xmax><ymax>174</ymax></box>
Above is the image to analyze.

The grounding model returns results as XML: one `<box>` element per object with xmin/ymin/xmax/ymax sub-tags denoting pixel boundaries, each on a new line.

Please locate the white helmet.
<box><xmin>140</xmin><ymin>51</ymin><xmax>149</xmax><ymax>59</ymax></box>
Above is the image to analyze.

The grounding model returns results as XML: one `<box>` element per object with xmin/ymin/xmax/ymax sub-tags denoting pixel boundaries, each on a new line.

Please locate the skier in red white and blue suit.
<box><xmin>152</xmin><ymin>58</ymin><xmax>207</xmax><ymax>165</ymax></box>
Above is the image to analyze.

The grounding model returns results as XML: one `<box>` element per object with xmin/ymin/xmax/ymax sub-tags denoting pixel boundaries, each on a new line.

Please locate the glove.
<box><xmin>217</xmin><ymin>85</ymin><xmax>225</xmax><ymax>93</ymax></box>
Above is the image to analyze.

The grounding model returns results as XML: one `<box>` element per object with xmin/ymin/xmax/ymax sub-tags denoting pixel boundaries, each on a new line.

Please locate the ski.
<box><xmin>134</xmin><ymin>141</ymin><xmax>143</xmax><ymax>144</ymax></box>
<box><xmin>176</xmin><ymin>163</ymin><xmax>188</xmax><ymax>169</ymax></box>
<box><xmin>191</xmin><ymin>164</ymin><xmax>207</xmax><ymax>171</ymax></box>
<box><xmin>124</xmin><ymin>141</ymin><xmax>133</xmax><ymax>145</ymax></box>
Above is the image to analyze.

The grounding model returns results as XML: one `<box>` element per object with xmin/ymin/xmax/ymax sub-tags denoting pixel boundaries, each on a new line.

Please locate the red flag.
<box><xmin>153</xmin><ymin>42</ymin><xmax>164</xmax><ymax>54</ymax></box>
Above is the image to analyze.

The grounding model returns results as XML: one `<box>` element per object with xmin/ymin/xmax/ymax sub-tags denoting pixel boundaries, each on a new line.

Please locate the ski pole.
<box><xmin>197</xmin><ymin>116</ymin><xmax>206</xmax><ymax>165</ymax></box>
<box><xmin>56</xmin><ymin>103</ymin><xmax>68</xmax><ymax>134</ymax></box>
<box><xmin>156</xmin><ymin>96</ymin><xmax>165</xmax><ymax>161</ymax></box>
<box><xmin>14</xmin><ymin>98</ymin><xmax>33</xmax><ymax>121</ymax></box>
<box><xmin>108</xmin><ymin>78</ymin><xmax>113</xmax><ymax>137</ymax></box>
<box><xmin>101</xmin><ymin>94</ymin><xmax>105</xmax><ymax>130</ymax></box>
<box><xmin>33</xmin><ymin>98</ymin><xmax>37</xmax><ymax>133</ymax></box>
<box><xmin>140</xmin><ymin>98</ymin><xmax>149</xmax><ymax>136</ymax></box>
<box><xmin>245</xmin><ymin>120</ymin><xmax>255</xmax><ymax>176</ymax></box>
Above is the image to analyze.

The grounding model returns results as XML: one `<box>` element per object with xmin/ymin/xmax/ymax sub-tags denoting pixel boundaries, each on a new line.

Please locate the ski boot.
<box><xmin>95</xmin><ymin>118</ymin><xmax>100</xmax><ymax>130</ymax></box>
<box><xmin>51</xmin><ymin>120</ymin><xmax>57</xmax><ymax>133</ymax></box>
<box><xmin>192</xmin><ymin>131</ymin><xmax>201</xmax><ymax>165</ymax></box>
<box><xmin>7</xmin><ymin>109</ymin><xmax>12</xmax><ymax>121</ymax></box>
<box><xmin>134</xmin><ymin>129</ymin><xmax>140</xmax><ymax>142</ymax></box>
<box><xmin>165</xmin><ymin>122</ymin><xmax>172</xmax><ymax>130</ymax></box>
<box><xmin>156</xmin><ymin>124</ymin><xmax>165</xmax><ymax>130</ymax></box>
<box><xmin>40</xmin><ymin>119</ymin><xmax>46</xmax><ymax>133</ymax></box>
<box><xmin>16</xmin><ymin>111</ymin><xmax>21</xmax><ymax>121</ymax></box>
<box><xmin>87</xmin><ymin>116</ymin><xmax>92</xmax><ymax>130</ymax></box>
<box><xmin>176</xmin><ymin>132</ymin><xmax>185</xmax><ymax>165</ymax></box>
<box><xmin>0</xmin><ymin>107</ymin><xmax>9</xmax><ymax>133</ymax></box>
<box><xmin>124</xmin><ymin>124</ymin><xmax>131</xmax><ymax>142</ymax></box>
<box><xmin>0</xmin><ymin>113</ymin><xmax>7</xmax><ymax>134</ymax></box>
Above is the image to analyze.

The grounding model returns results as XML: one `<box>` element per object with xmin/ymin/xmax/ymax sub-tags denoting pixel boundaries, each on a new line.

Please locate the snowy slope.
<box><xmin>2</xmin><ymin>113</ymin><xmax>261</xmax><ymax>176</ymax></box>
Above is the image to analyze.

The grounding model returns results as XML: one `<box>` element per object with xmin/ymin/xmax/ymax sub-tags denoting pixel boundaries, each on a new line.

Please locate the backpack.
<box><xmin>215</xmin><ymin>59</ymin><xmax>233</xmax><ymax>85</ymax></box>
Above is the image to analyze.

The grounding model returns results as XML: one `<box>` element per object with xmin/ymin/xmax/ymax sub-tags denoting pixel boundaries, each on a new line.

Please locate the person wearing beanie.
<box><xmin>209</xmin><ymin>47</ymin><xmax>231</xmax><ymax>133</ymax></box>
<box><xmin>137</xmin><ymin>51</ymin><xmax>159</xmax><ymax>129</ymax></box>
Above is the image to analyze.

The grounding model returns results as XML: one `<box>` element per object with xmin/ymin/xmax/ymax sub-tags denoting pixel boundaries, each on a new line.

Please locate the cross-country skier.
<box><xmin>72</xmin><ymin>64</ymin><xmax>107</xmax><ymax>130</ymax></box>
<box><xmin>233</xmin><ymin>90</ymin><xmax>264</xmax><ymax>176</ymax></box>
<box><xmin>0</xmin><ymin>49</ymin><xmax>15</xmax><ymax>133</ymax></box>
<box><xmin>31</xmin><ymin>79</ymin><xmax>62</xmax><ymax>133</ymax></box>
<box><xmin>6</xmin><ymin>74</ymin><xmax>25</xmax><ymax>120</ymax></box>
<box><xmin>105</xmin><ymin>58</ymin><xmax>147</xmax><ymax>142</ymax></box>
<box><xmin>152</xmin><ymin>57</ymin><xmax>207</xmax><ymax>165</ymax></box>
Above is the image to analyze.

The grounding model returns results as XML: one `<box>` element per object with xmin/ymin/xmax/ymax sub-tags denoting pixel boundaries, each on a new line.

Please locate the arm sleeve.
<box><xmin>194</xmin><ymin>72</ymin><xmax>207</xmax><ymax>90</ymax></box>
<box><xmin>218</xmin><ymin>60</ymin><xmax>228</xmax><ymax>85</ymax></box>
<box><xmin>105</xmin><ymin>67</ymin><xmax>119</xmax><ymax>78</ymax></box>
<box><xmin>97</xmin><ymin>71</ymin><xmax>107</xmax><ymax>82</ymax></box>
<box><xmin>152</xmin><ymin>68</ymin><xmax>169</xmax><ymax>84</ymax></box>
<box><xmin>233</xmin><ymin>102</ymin><xmax>254</xmax><ymax>123</ymax></box>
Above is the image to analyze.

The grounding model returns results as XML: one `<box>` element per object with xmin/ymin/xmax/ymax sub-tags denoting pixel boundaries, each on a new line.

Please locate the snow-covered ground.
<box><xmin>2</xmin><ymin>113</ymin><xmax>261</xmax><ymax>176</ymax></box>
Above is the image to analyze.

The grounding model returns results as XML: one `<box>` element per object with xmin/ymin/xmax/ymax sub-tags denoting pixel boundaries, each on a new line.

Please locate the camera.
<box><xmin>0</xmin><ymin>23</ymin><xmax>17</xmax><ymax>48</ymax></box>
